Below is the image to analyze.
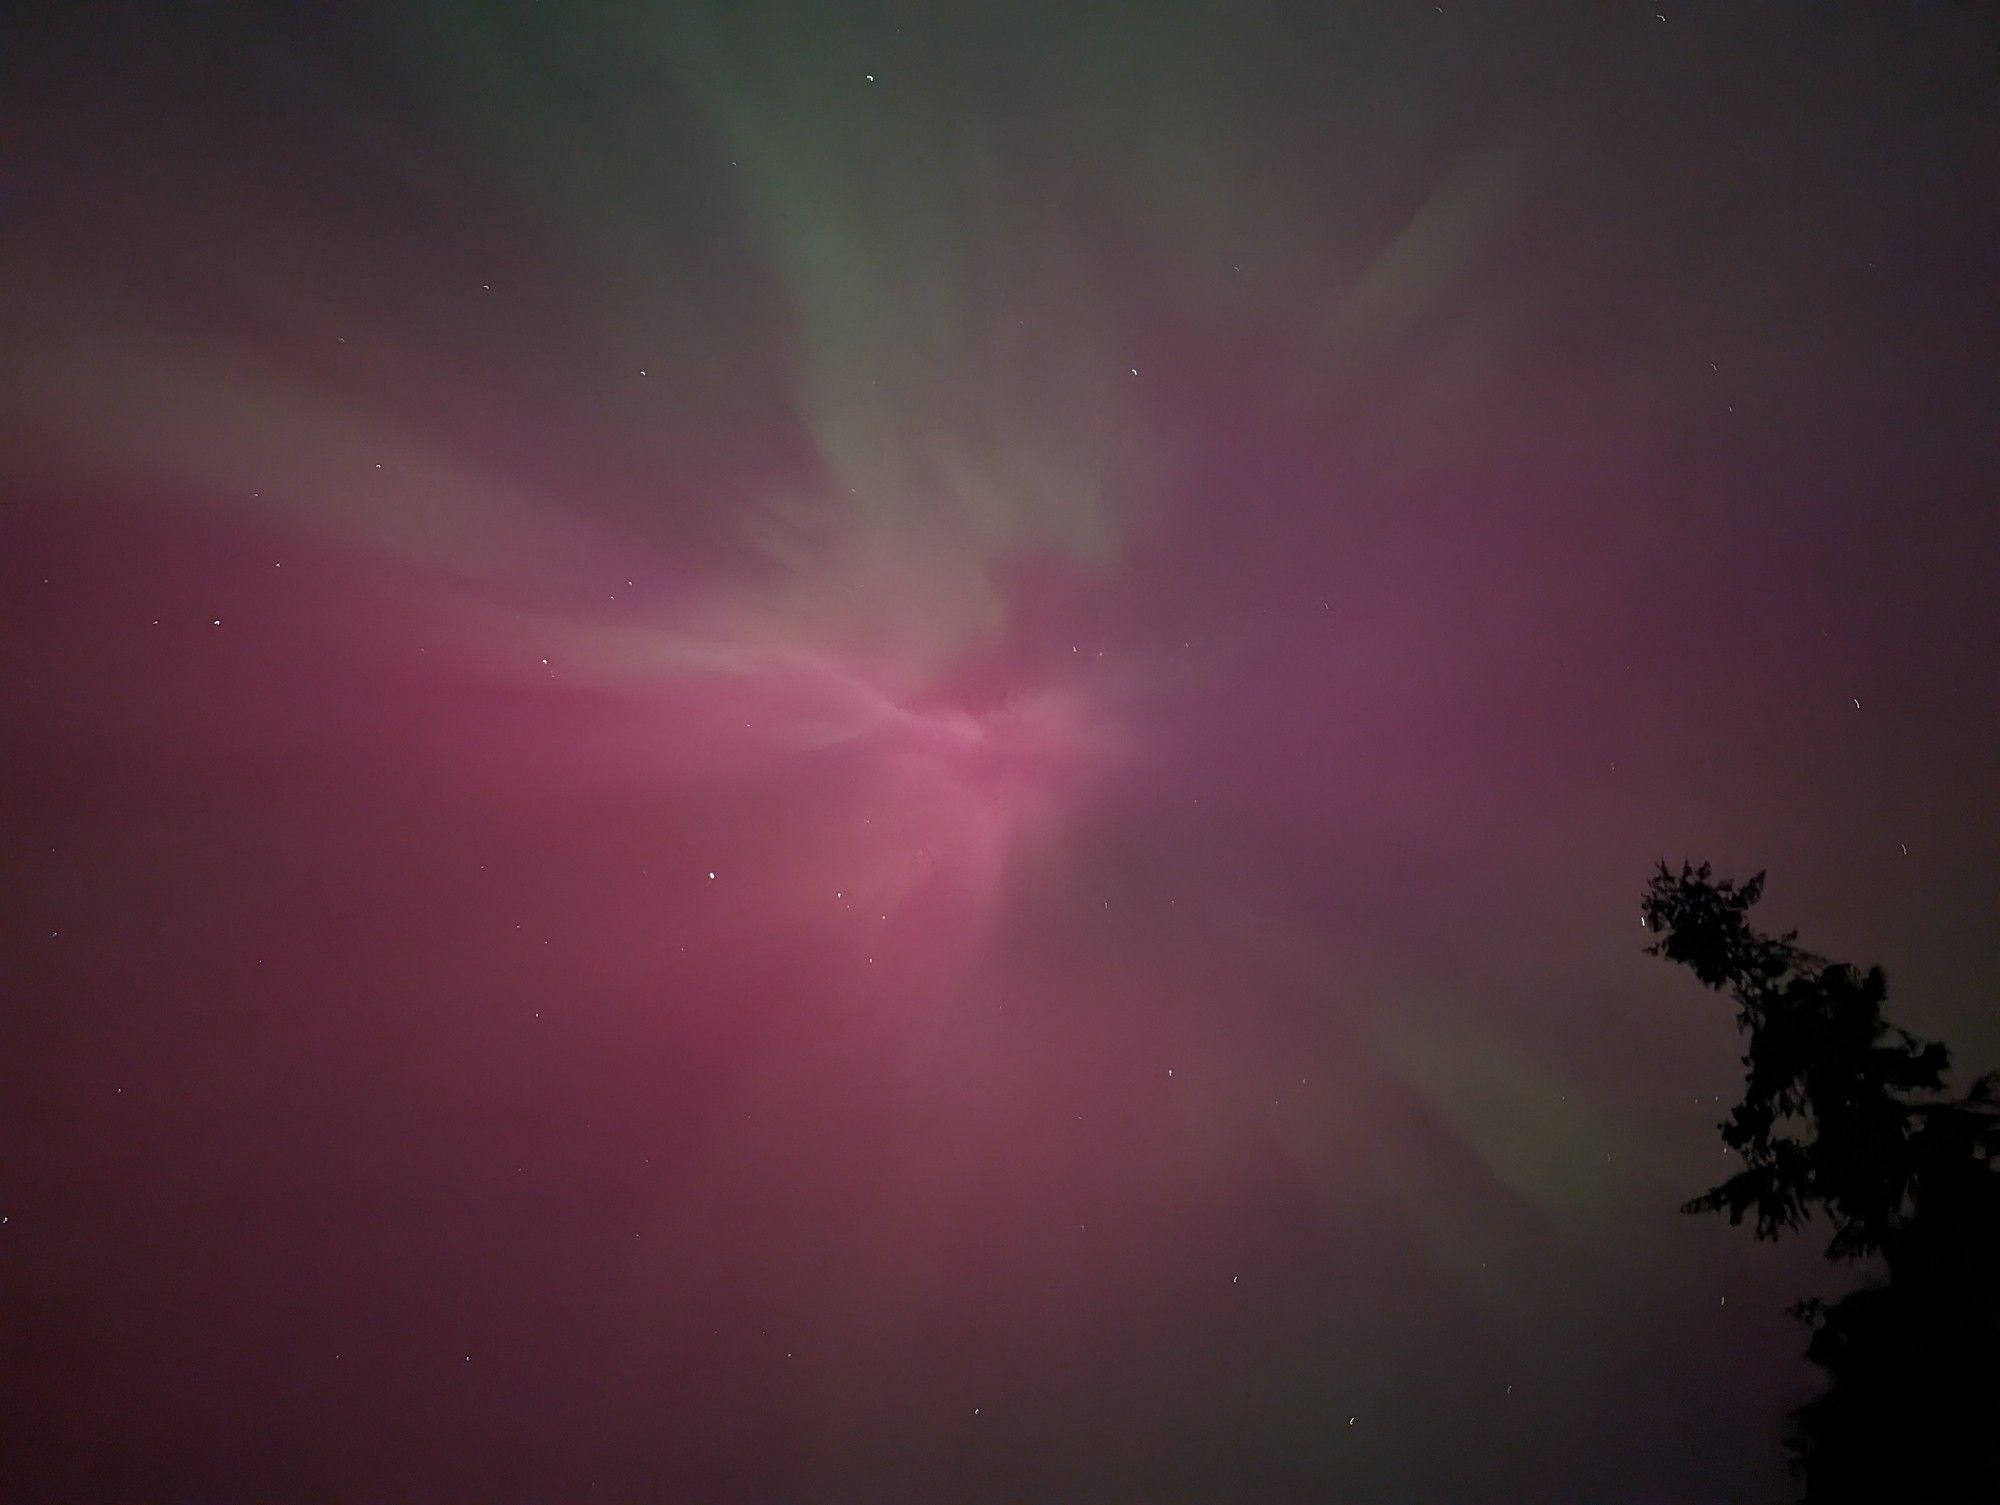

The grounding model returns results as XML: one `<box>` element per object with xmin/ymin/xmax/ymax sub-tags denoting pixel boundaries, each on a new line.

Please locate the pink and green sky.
<box><xmin>5</xmin><ymin>5</ymin><xmax>1997</xmax><ymax>1501</ymax></box>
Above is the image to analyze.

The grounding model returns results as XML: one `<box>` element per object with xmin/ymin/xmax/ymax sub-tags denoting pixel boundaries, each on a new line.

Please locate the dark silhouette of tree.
<box><xmin>1642</xmin><ymin>862</ymin><xmax>2000</xmax><ymax>1503</ymax></box>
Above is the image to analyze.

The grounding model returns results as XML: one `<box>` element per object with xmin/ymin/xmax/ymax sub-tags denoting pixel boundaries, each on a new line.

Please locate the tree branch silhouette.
<box><xmin>1642</xmin><ymin>861</ymin><xmax>2000</xmax><ymax>1503</ymax></box>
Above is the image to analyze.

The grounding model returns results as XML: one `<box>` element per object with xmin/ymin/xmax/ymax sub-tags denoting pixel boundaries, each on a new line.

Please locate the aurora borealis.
<box><xmin>5</xmin><ymin>5</ymin><xmax>1998</xmax><ymax>1501</ymax></box>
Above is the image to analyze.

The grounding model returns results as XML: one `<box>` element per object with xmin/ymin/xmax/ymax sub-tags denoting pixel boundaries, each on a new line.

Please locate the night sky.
<box><xmin>5</xmin><ymin>5</ymin><xmax>1998</xmax><ymax>1502</ymax></box>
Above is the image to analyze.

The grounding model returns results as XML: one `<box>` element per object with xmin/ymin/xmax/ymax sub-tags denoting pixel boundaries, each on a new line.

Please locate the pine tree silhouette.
<box><xmin>1642</xmin><ymin>862</ymin><xmax>2000</xmax><ymax>1503</ymax></box>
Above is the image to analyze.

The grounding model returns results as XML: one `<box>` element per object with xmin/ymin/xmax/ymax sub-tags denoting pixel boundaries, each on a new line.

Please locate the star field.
<box><xmin>4</xmin><ymin>6</ymin><xmax>1998</xmax><ymax>1503</ymax></box>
